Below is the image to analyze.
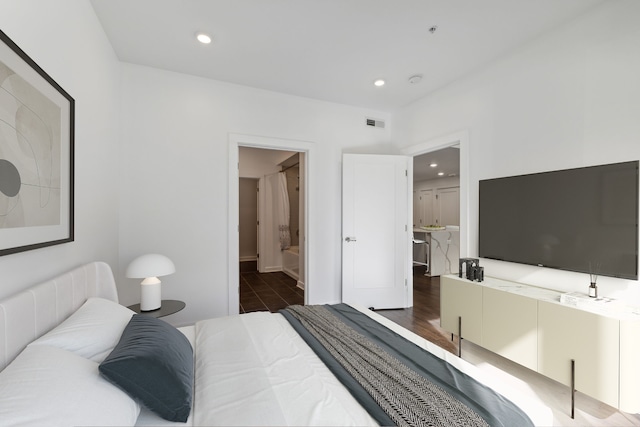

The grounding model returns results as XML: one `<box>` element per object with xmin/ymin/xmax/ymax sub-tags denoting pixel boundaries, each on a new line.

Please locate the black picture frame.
<box><xmin>0</xmin><ymin>29</ymin><xmax>74</xmax><ymax>256</ymax></box>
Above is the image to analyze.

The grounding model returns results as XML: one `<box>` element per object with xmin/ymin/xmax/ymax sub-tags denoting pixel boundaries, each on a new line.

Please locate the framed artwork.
<box><xmin>0</xmin><ymin>29</ymin><xmax>74</xmax><ymax>256</ymax></box>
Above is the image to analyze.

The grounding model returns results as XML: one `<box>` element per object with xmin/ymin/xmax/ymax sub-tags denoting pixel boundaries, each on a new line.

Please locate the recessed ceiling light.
<box><xmin>430</xmin><ymin>163</ymin><xmax>438</xmax><ymax>167</ymax></box>
<box><xmin>438</xmin><ymin>172</ymin><xmax>444</xmax><ymax>176</ymax></box>
<box><xmin>196</xmin><ymin>32</ymin><xmax>212</xmax><ymax>44</ymax></box>
<box><xmin>374</xmin><ymin>79</ymin><xmax>385</xmax><ymax>87</ymax></box>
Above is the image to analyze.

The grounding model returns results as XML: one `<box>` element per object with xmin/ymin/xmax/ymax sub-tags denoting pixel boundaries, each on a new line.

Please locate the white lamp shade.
<box><xmin>126</xmin><ymin>254</ymin><xmax>175</xmax><ymax>279</ymax></box>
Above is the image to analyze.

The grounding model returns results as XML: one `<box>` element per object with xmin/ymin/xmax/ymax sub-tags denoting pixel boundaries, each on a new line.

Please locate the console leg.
<box><xmin>457</xmin><ymin>316</ymin><xmax>462</xmax><ymax>358</ymax></box>
<box><xmin>571</xmin><ymin>359</ymin><xmax>575</xmax><ymax>419</ymax></box>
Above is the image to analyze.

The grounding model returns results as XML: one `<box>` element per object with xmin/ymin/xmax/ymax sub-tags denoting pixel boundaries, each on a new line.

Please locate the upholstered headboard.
<box><xmin>0</xmin><ymin>261</ymin><xmax>119</xmax><ymax>371</ymax></box>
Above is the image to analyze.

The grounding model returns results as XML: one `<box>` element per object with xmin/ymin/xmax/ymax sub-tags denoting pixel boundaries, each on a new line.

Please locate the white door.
<box><xmin>342</xmin><ymin>153</ymin><xmax>411</xmax><ymax>309</ymax></box>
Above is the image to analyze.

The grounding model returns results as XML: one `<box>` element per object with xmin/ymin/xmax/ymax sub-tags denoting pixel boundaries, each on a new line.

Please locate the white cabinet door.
<box><xmin>440</xmin><ymin>276</ymin><xmax>482</xmax><ymax>344</ymax></box>
<box><xmin>619</xmin><ymin>319</ymin><xmax>640</xmax><ymax>413</ymax></box>
<box><xmin>482</xmin><ymin>287</ymin><xmax>537</xmax><ymax>371</ymax></box>
<box><xmin>412</xmin><ymin>190</ymin><xmax>420</xmax><ymax>228</ymax></box>
<box><xmin>436</xmin><ymin>187</ymin><xmax>459</xmax><ymax>226</ymax></box>
<box><xmin>538</xmin><ymin>301</ymin><xmax>619</xmax><ymax>408</ymax></box>
<box><xmin>419</xmin><ymin>189</ymin><xmax>433</xmax><ymax>227</ymax></box>
<box><xmin>342</xmin><ymin>154</ymin><xmax>411</xmax><ymax>309</ymax></box>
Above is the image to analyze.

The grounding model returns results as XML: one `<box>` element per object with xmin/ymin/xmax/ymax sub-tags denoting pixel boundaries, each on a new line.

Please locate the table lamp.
<box><xmin>126</xmin><ymin>254</ymin><xmax>175</xmax><ymax>311</ymax></box>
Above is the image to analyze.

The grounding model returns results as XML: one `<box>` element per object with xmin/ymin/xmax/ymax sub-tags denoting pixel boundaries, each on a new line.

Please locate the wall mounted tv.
<box><xmin>479</xmin><ymin>161</ymin><xmax>639</xmax><ymax>280</ymax></box>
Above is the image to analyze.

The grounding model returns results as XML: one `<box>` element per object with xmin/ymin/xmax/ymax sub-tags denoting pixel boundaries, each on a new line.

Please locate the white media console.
<box><xmin>441</xmin><ymin>274</ymin><xmax>640</xmax><ymax>415</ymax></box>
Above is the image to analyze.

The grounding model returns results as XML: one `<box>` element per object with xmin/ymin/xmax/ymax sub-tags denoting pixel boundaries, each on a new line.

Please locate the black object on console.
<box><xmin>459</xmin><ymin>258</ymin><xmax>483</xmax><ymax>282</ymax></box>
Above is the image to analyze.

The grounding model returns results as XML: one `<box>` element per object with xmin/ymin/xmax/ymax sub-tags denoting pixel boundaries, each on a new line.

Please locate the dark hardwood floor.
<box><xmin>239</xmin><ymin>261</ymin><xmax>304</xmax><ymax>313</ymax></box>
<box><xmin>240</xmin><ymin>262</ymin><xmax>457</xmax><ymax>355</ymax></box>
<box><xmin>376</xmin><ymin>266</ymin><xmax>458</xmax><ymax>355</ymax></box>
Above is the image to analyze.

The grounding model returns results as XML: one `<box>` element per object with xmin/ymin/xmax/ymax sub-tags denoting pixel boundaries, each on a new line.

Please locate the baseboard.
<box><xmin>297</xmin><ymin>280</ymin><xmax>305</xmax><ymax>290</ymax></box>
<box><xmin>283</xmin><ymin>267</ymin><xmax>299</xmax><ymax>281</ymax></box>
<box><xmin>239</xmin><ymin>256</ymin><xmax>257</xmax><ymax>262</ymax></box>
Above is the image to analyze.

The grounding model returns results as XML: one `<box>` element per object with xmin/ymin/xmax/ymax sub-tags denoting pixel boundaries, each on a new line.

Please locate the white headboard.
<box><xmin>0</xmin><ymin>261</ymin><xmax>119</xmax><ymax>371</ymax></box>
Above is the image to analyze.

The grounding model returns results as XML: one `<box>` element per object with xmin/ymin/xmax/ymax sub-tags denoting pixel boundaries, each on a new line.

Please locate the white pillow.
<box><xmin>30</xmin><ymin>297</ymin><xmax>135</xmax><ymax>362</ymax></box>
<box><xmin>0</xmin><ymin>345</ymin><xmax>140</xmax><ymax>426</ymax></box>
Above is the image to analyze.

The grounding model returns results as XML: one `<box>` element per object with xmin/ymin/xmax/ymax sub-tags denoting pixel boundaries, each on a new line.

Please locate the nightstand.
<box><xmin>127</xmin><ymin>300</ymin><xmax>185</xmax><ymax>318</ymax></box>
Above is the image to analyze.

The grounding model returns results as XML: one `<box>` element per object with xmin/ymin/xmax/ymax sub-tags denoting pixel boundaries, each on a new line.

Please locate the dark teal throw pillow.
<box><xmin>99</xmin><ymin>314</ymin><xmax>193</xmax><ymax>422</ymax></box>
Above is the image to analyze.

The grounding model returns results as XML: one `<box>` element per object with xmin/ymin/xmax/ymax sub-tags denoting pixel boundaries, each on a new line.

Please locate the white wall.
<box><xmin>118</xmin><ymin>63</ymin><xmax>392</xmax><ymax>325</ymax></box>
<box><xmin>239</xmin><ymin>147</ymin><xmax>294</xmax><ymax>178</ymax></box>
<box><xmin>393</xmin><ymin>1</ymin><xmax>640</xmax><ymax>304</ymax></box>
<box><xmin>0</xmin><ymin>0</ymin><xmax>121</xmax><ymax>299</ymax></box>
<box><xmin>238</xmin><ymin>178</ymin><xmax>258</xmax><ymax>261</ymax></box>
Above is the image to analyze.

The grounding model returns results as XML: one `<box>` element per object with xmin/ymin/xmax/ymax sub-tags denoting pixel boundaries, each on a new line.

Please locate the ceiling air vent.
<box><xmin>366</xmin><ymin>117</ymin><xmax>385</xmax><ymax>129</ymax></box>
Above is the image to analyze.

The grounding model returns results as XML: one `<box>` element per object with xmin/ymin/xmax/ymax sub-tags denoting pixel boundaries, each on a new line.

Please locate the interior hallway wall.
<box><xmin>239</xmin><ymin>178</ymin><xmax>258</xmax><ymax>262</ymax></box>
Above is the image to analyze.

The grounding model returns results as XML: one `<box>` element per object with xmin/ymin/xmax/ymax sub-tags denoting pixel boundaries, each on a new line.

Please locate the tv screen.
<box><xmin>479</xmin><ymin>161</ymin><xmax>638</xmax><ymax>280</ymax></box>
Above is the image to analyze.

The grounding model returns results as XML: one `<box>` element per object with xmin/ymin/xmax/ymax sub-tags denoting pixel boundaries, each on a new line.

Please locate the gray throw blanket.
<box><xmin>284</xmin><ymin>305</ymin><xmax>490</xmax><ymax>427</ymax></box>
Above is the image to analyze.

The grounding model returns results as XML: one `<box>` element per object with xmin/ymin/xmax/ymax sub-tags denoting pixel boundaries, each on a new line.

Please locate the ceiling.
<box><xmin>413</xmin><ymin>147</ymin><xmax>459</xmax><ymax>182</ymax></box>
<box><xmin>90</xmin><ymin>0</ymin><xmax>604</xmax><ymax>113</ymax></box>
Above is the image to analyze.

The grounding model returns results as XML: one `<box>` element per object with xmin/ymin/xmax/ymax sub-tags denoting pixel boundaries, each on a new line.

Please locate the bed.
<box><xmin>0</xmin><ymin>262</ymin><xmax>552</xmax><ymax>426</ymax></box>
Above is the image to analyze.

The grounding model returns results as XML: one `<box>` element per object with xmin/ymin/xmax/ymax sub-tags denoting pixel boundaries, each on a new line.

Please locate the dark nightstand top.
<box><xmin>127</xmin><ymin>300</ymin><xmax>185</xmax><ymax>318</ymax></box>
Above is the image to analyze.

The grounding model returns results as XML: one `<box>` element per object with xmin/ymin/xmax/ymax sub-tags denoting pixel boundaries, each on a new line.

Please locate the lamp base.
<box><xmin>140</xmin><ymin>282</ymin><xmax>161</xmax><ymax>311</ymax></box>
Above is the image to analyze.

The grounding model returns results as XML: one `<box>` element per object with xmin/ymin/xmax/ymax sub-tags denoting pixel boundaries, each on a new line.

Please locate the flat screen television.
<box><xmin>479</xmin><ymin>161</ymin><xmax>639</xmax><ymax>280</ymax></box>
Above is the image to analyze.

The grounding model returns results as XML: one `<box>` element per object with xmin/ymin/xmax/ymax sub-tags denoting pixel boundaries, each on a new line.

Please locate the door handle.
<box><xmin>344</xmin><ymin>237</ymin><xmax>357</xmax><ymax>242</ymax></box>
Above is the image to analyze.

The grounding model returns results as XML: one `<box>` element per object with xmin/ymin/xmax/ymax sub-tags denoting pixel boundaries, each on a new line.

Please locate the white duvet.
<box><xmin>135</xmin><ymin>307</ymin><xmax>552</xmax><ymax>427</ymax></box>
<box><xmin>193</xmin><ymin>312</ymin><xmax>378</xmax><ymax>426</ymax></box>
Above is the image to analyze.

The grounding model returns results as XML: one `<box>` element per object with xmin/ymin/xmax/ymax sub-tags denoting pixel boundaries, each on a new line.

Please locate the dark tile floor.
<box><xmin>239</xmin><ymin>261</ymin><xmax>304</xmax><ymax>313</ymax></box>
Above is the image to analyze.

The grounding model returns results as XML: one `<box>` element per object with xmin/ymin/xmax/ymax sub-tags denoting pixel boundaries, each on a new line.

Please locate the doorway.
<box><xmin>403</xmin><ymin>130</ymin><xmax>469</xmax><ymax>263</ymax></box>
<box><xmin>373</xmin><ymin>131</ymin><xmax>467</xmax><ymax>345</ymax></box>
<box><xmin>229</xmin><ymin>134</ymin><xmax>313</xmax><ymax>316</ymax></box>
<box><xmin>412</xmin><ymin>146</ymin><xmax>461</xmax><ymax>277</ymax></box>
<box><xmin>238</xmin><ymin>147</ymin><xmax>305</xmax><ymax>313</ymax></box>
<box><xmin>227</xmin><ymin>133</ymin><xmax>316</xmax><ymax>315</ymax></box>
<box><xmin>373</xmin><ymin>132</ymin><xmax>467</xmax><ymax>349</ymax></box>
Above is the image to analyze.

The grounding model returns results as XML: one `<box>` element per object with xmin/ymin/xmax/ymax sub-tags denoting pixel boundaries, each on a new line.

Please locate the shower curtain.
<box><xmin>277</xmin><ymin>172</ymin><xmax>291</xmax><ymax>250</ymax></box>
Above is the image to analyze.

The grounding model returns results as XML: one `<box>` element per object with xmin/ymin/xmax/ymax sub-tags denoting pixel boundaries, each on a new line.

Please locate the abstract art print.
<box><xmin>0</xmin><ymin>29</ymin><xmax>74</xmax><ymax>256</ymax></box>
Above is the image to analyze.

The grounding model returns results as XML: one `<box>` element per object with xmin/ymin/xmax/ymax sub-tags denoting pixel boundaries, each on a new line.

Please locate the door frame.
<box><xmin>401</xmin><ymin>130</ymin><xmax>470</xmax><ymax>258</ymax></box>
<box><xmin>228</xmin><ymin>134</ymin><xmax>315</xmax><ymax>315</ymax></box>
